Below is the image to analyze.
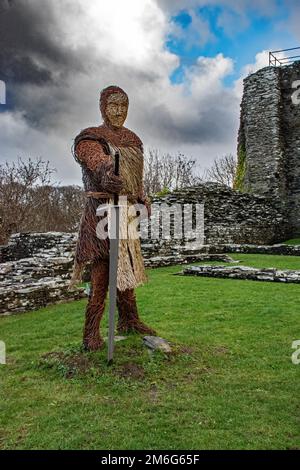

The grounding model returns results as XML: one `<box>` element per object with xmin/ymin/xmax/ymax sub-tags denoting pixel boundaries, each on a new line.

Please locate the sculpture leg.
<box><xmin>83</xmin><ymin>260</ymin><xmax>109</xmax><ymax>351</ymax></box>
<box><xmin>116</xmin><ymin>288</ymin><xmax>156</xmax><ymax>335</ymax></box>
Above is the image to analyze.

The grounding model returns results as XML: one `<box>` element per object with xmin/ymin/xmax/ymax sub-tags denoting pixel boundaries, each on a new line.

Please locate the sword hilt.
<box><xmin>114</xmin><ymin>151</ymin><xmax>120</xmax><ymax>206</ymax></box>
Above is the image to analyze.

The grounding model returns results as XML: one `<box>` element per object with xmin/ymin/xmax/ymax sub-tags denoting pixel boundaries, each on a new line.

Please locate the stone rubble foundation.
<box><xmin>178</xmin><ymin>265</ymin><xmax>300</xmax><ymax>284</ymax></box>
<box><xmin>1</xmin><ymin>223</ymin><xmax>299</xmax><ymax>315</ymax></box>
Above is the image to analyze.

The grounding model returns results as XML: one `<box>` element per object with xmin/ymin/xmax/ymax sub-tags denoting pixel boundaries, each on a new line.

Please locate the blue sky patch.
<box><xmin>167</xmin><ymin>2</ymin><xmax>296</xmax><ymax>86</ymax></box>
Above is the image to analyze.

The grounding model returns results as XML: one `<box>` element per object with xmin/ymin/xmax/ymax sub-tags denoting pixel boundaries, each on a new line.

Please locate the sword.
<box><xmin>107</xmin><ymin>150</ymin><xmax>120</xmax><ymax>365</ymax></box>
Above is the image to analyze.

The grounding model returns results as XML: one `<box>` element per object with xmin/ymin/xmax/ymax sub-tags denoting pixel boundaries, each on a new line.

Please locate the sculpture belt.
<box><xmin>85</xmin><ymin>191</ymin><xmax>140</xmax><ymax>204</ymax></box>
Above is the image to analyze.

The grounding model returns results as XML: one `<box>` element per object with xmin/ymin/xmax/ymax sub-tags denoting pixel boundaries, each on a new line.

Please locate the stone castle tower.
<box><xmin>237</xmin><ymin>61</ymin><xmax>300</xmax><ymax>237</ymax></box>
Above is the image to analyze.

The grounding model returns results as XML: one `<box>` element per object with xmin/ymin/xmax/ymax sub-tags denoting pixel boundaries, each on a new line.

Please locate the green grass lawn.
<box><xmin>283</xmin><ymin>238</ymin><xmax>300</xmax><ymax>245</ymax></box>
<box><xmin>193</xmin><ymin>253</ymin><xmax>300</xmax><ymax>270</ymax></box>
<box><xmin>0</xmin><ymin>254</ymin><xmax>300</xmax><ymax>450</ymax></box>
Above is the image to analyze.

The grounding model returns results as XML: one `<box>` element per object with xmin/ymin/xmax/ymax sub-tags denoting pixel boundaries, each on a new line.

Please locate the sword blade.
<box><xmin>107</xmin><ymin>204</ymin><xmax>119</xmax><ymax>364</ymax></box>
<box><xmin>107</xmin><ymin>150</ymin><xmax>120</xmax><ymax>365</ymax></box>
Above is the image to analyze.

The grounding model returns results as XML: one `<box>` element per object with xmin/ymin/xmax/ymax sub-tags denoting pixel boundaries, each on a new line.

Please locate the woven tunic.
<box><xmin>71</xmin><ymin>125</ymin><xmax>148</xmax><ymax>291</ymax></box>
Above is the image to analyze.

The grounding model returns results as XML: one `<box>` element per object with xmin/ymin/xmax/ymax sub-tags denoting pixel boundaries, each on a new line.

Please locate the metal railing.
<box><xmin>269</xmin><ymin>47</ymin><xmax>300</xmax><ymax>66</ymax></box>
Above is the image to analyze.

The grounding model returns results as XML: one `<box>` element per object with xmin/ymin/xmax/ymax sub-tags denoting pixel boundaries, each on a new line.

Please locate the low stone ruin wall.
<box><xmin>146</xmin><ymin>183</ymin><xmax>287</xmax><ymax>246</ymax></box>
<box><xmin>0</xmin><ymin>232</ymin><xmax>77</xmax><ymax>263</ymax></box>
<box><xmin>197</xmin><ymin>243</ymin><xmax>300</xmax><ymax>256</ymax></box>
<box><xmin>144</xmin><ymin>253</ymin><xmax>235</xmax><ymax>268</ymax></box>
<box><xmin>1</xmin><ymin>177</ymin><xmax>298</xmax><ymax>317</ymax></box>
<box><xmin>0</xmin><ymin>233</ymin><xmax>84</xmax><ymax>316</ymax></box>
<box><xmin>178</xmin><ymin>265</ymin><xmax>300</xmax><ymax>284</ymax></box>
<box><xmin>0</xmin><ymin>278</ymin><xmax>85</xmax><ymax>316</ymax></box>
<box><xmin>0</xmin><ymin>232</ymin><xmax>236</xmax><ymax>316</ymax></box>
<box><xmin>142</xmin><ymin>240</ymin><xmax>300</xmax><ymax>259</ymax></box>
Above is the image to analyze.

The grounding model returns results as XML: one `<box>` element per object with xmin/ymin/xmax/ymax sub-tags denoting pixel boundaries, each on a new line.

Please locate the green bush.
<box><xmin>233</xmin><ymin>145</ymin><xmax>246</xmax><ymax>191</ymax></box>
<box><xmin>155</xmin><ymin>186</ymin><xmax>171</xmax><ymax>197</ymax></box>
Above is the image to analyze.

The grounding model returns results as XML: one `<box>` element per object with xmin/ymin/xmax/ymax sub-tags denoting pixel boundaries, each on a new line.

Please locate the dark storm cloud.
<box><xmin>1</xmin><ymin>1</ymin><xmax>51</xmax><ymax>85</ymax></box>
<box><xmin>142</xmin><ymin>99</ymin><xmax>236</xmax><ymax>145</ymax></box>
<box><xmin>0</xmin><ymin>0</ymin><xmax>83</xmax><ymax>84</ymax></box>
<box><xmin>0</xmin><ymin>0</ymin><xmax>87</xmax><ymax>121</ymax></box>
<box><xmin>0</xmin><ymin>0</ymin><xmax>241</xmax><ymax>183</ymax></box>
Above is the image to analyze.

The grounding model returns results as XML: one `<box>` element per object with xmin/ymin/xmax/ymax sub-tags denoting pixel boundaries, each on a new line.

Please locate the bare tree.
<box><xmin>204</xmin><ymin>154</ymin><xmax>237</xmax><ymax>188</ymax></box>
<box><xmin>0</xmin><ymin>158</ymin><xmax>54</xmax><ymax>243</ymax></box>
<box><xmin>31</xmin><ymin>185</ymin><xmax>85</xmax><ymax>233</ymax></box>
<box><xmin>0</xmin><ymin>158</ymin><xmax>85</xmax><ymax>244</ymax></box>
<box><xmin>0</xmin><ymin>150</ymin><xmax>205</xmax><ymax>244</ymax></box>
<box><xmin>144</xmin><ymin>148</ymin><xmax>202</xmax><ymax>196</ymax></box>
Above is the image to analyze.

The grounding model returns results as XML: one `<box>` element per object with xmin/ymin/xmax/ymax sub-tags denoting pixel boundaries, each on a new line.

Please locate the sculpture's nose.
<box><xmin>117</xmin><ymin>105</ymin><xmax>125</xmax><ymax>114</ymax></box>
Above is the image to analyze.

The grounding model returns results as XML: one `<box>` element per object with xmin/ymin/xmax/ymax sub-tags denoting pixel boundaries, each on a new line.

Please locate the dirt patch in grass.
<box><xmin>177</xmin><ymin>345</ymin><xmax>195</xmax><ymax>355</ymax></box>
<box><xmin>115</xmin><ymin>362</ymin><xmax>146</xmax><ymax>380</ymax></box>
<box><xmin>198</xmin><ymin>365</ymin><xmax>215</xmax><ymax>374</ymax></box>
<box><xmin>15</xmin><ymin>425</ymin><xmax>29</xmax><ymax>446</ymax></box>
<box><xmin>0</xmin><ymin>431</ymin><xmax>6</xmax><ymax>450</ymax></box>
<box><xmin>19</xmin><ymin>375</ymin><xmax>29</xmax><ymax>383</ymax></box>
<box><xmin>183</xmin><ymin>365</ymin><xmax>215</xmax><ymax>383</ymax></box>
<box><xmin>212</xmin><ymin>346</ymin><xmax>230</xmax><ymax>356</ymax></box>
<box><xmin>148</xmin><ymin>383</ymin><xmax>159</xmax><ymax>403</ymax></box>
<box><xmin>5</xmin><ymin>355</ymin><xmax>17</xmax><ymax>366</ymax></box>
<box><xmin>40</xmin><ymin>351</ymin><xmax>99</xmax><ymax>378</ymax></box>
<box><xmin>121</xmin><ymin>344</ymin><xmax>144</xmax><ymax>357</ymax></box>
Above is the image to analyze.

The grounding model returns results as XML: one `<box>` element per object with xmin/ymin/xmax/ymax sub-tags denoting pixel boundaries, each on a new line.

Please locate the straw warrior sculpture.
<box><xmin>71</xmin><ymin>85</ymin><xmax>156</xmax><ymax>351</ymax></box>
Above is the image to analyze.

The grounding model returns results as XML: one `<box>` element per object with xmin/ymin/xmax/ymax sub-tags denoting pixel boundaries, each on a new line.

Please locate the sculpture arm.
<box><xmin>75</xmin><ymin>140</ymin><xmax>123</xmax><ymax>193</ymax></box>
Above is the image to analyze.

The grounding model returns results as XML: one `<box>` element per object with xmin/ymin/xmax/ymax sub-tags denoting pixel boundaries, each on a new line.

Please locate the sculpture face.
<box><xmin>105</xmin><ymin>93</ymin><xmax>128</xmax><ymax>128</ymax></box>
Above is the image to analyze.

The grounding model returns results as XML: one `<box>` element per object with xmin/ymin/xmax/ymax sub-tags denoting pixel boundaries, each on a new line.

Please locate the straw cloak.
<box><xmin>72</xmin><ymin>124</ymin><xmax>149</xmax><ymax>292</ymax></box>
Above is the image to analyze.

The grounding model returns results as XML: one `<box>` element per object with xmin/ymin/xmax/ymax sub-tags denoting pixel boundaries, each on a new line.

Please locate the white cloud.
<box><xmin>217</xmin><ymin>9</ymin><xmax>249</xmax><ymax>37</ymax></box>
<box><xmin>1</xmin><ymin>0</ymin><xmax>282</xmax><ymax>185</ymax></box>
<box><xmin>170</xmin><ymin>8</ymin><xmax>216</xmax><ymax>48</ymax></box>
<box><xmin>158</xmin><ymin>0</ymin><xmax>279</xmax><ymax>16</ymax></box>
<box><xmin>279</xmin><ymin>0</ymin><xmax>300</xmax><ymax>42</ymax></box>
<box><xmin>233</xmin><ymin>50</ymin><xmax>270</xmax><ymax>97</ymax></box>
<box><xmin>0</xmin><ymin>111</ymin><xmax>81</xmax><ymax>184</ymax></box>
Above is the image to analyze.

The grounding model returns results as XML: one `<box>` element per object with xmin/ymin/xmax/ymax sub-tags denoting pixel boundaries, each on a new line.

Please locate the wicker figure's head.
<box><xmin>100</xmin><ymin>85</ymin><xmax>129</xmax><ymax>129</ymax></box>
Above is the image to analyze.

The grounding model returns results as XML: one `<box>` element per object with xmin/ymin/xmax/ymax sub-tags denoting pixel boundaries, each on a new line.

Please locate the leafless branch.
<box><xmin>203</xmin><ymin>154</ymin><xmax>237</xmax><ymax>188</ymax></box>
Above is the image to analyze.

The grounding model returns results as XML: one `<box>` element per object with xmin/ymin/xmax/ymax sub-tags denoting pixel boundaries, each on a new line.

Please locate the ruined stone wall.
<box><xmin>0</xmin><ymin>233</ymin><xmax>84</xmax><ymax>316</ymax></box>
<box><xmin>0</xmin><ymin>232</ymin><xmax>77</xmax><ymax>263</ymax></box>
<box><xmin>0</xmin><ymin>182</ymin><xmax>290</xmax><ymax>314</ymax></box>
<box><xmin>238</xmin><ymin>61</ymin><xmax>300</xmax><ymax>236</ymax></box>
<box><xmin>281</xmin><ymin>64</ymin><xmax>300</xmax><ymax>235</ymax></box>
<box><xmin>0</xmin><ymin>183</ymin><xmax>287</xmax><ymax>262</ymax></box>
<box><xmin>146</xmin><ymin>183</ymin><xmax>287</xmax><ymax>246</ymax></box>
<box><xmin>239</xmin><ymin>67</ymin><xmax>286</xmax><ymax>200</ymax></box>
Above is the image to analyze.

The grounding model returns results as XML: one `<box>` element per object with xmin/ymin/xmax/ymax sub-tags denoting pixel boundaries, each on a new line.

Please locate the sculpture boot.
<box><xmin>116</xmin><ymin>287</ymin><xmax>156</xmax><ymax>335</ymax></box>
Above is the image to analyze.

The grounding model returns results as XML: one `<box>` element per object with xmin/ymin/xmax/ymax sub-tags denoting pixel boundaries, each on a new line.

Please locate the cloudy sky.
<box><xmin>0</xmin><ymin>0</ymin><xmax>299</xmax><ymax>184</ymax></box>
